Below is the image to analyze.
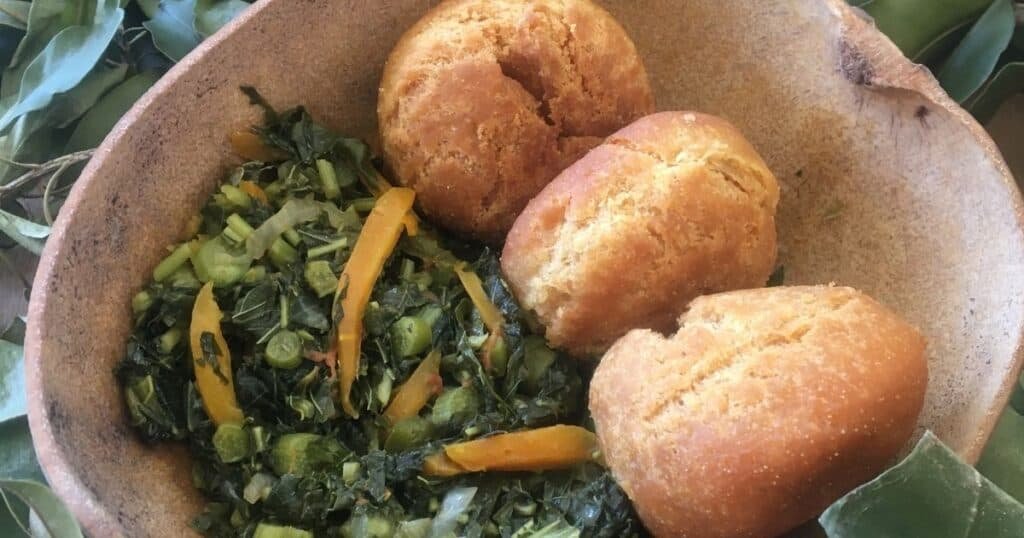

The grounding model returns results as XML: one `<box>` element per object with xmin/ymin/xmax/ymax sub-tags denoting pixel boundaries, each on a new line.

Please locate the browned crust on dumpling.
<box><xmin>502</xmin><ymin>111</ymin><xmax>780</xmax><ymax>356</ymax></box>
<box><xmin>378</xmin><ymin>0</ymin><xmax>655</xmax><ymax>242</ymax></box>
<box><xmin>589</xmin><ymin>285</ymin><xmax>928</xmax><ymax>538</ymax></box>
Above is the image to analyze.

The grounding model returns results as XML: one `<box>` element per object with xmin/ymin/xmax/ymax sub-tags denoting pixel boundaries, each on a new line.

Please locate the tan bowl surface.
<box><xmin>24</xmin><ymin>0</ymin><xmax>1024</xmax><ymax>536</ymax></box>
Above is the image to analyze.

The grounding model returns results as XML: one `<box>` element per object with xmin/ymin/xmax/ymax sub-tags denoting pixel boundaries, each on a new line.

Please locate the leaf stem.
<box><xmin>0</xmin><ymin>149</ymin><xmax>95</xmax><ymax>201</ymax></box>
<box><xmin>0</xmin><ymin>488</ymin><xmax>31</xmax><ymax>538</ymax></box>
<box><xmin>43</xmin><ymin>162</ymin><xmax>72</xmax><ymax>226</ymax></box>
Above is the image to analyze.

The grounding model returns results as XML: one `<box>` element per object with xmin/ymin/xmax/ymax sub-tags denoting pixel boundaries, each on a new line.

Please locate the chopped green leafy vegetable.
<box><xmin>116</xmin><ymin>96</ymin><xmax>642</xmax><ymax>537</ymax></box>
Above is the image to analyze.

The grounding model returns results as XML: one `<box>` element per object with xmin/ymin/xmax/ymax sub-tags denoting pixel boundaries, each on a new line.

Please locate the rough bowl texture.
<box><xmin>589</xmin><ymin>286</ymin><xmax>928</xmax><ymax>538</ymax></box>
<box><xmin>22</xmin><ymin>0</ymin><xmax>1024</xmax><ymax>536</ymax></box>
<box><xmin>378</xmin><ymin>0</ymin><xmax>654</xmax><ymax>242</ymax></box>
<box><xmin>503</xmin><ymin>111</ymin><xmax>779</xmax><ymax>357</ymax></box>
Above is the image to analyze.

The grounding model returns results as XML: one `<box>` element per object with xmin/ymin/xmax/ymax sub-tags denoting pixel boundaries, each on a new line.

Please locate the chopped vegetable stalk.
<box><xmin>159</xmin><ymin>327</ymin><xmax>183</xmax><ymax>353</ymax></box>
<box><xmin>267</xmin><ymin>238</ymin><xmax>298</xmax><ymax>268</ymax></box>
<box><xmin>220</xmin><ymin>184</ymin><xmax>252</xmax><ymax>210</ymax></box>
<box><xmin>253</xmin><ymin>523</ymin><xmax>313</xmax><ymax>538</ymax></box>
<box><xmin>335</xmin><ymin>187</ymin><xmax>416</xmax><ymax>417</ymax></box>
<box><xmin>423</xmin><ymin>425</ymin><xmax>598</xmax><ymax>476</ymax></box>
<box><xmin>383</xmin><ymin>351</ymin><xmax>442</xmax><ymax>424</ymax></box>
<box><xmin>315</xmin><ymin>159</ymin><xmax>341</xmax><ymax>200</ymax></box>
<box><xmin>226</xmin><ymin>214</ymin><xmax>255</xmax><ymax>241</ymax></box>
<box><xmin>430</xmin><ymin>386</ymin><xmax>480</xmax><ymax>429</ymax></box>
<box><xmin>384</xmin><ymin>416</ymin><xmax>433</xmax><ymax>451</ymax></box>
<box><xmin>189</xmin><ymin>283</ymin><xmax>244</xmax><ymax>426</ymax></box>
<box><xmin>270</xmin><ymin>433</ymin><xmax>347</xmax><ymax>476</ymax></box>
<box><xmin>191</xmin><ymin>236</ymin><xmax>253</xmax><ymax>287</ymax></box>
<box><xmin>430</xmin><ymin>487</ymin><xmax>478</xmax><ymax>537</ymax></box>
<box><xmin>229</xmin><ymin>130</ymin><xmax>287</xmax><ymax>162</ymax></box>
<box><xmin>304</xmin><ymin>260</ymin><xmax>338</xmax><ymax>298</ymax></box>
<box><xmin>238</xmin><ymin>180</ymin><xmax>269</xmax><ymax>204</ymax></box>
<box><xmin>265</xmin><ymin>330</ymin><xmax>303</xmax><ymax>369</ymax></box>
<box><xmin>246</xmin><ymin>198</ymin><xmax>322</xmax><ymax>259</ymax></box>
<box><xmin>390</xmin><ymin>316</ymin><xmax>432</xmax><ymax>358</ymax></box>
<box><xmin>213</xmin><ymin>423</ymin><xmax>252</xmax><ymax>463</ymax></box>
<box><xmin>132</xmin><ymin>290</ymin><xmax>153</xmax><ymax>315</ymax></box>
<box><xmin>153</xmin><ymin>242</ymin><xmax>193</xmax><ymax>282</ymax></box>
<box><xmin>454</xmin><ymin>262</ymin><xmax>505</xmax><ymax>370</ymax></box>
<box><xmin>307</xmin><ymin>238</ymin><xmax>348</xmax><ymax>259</ymax></box>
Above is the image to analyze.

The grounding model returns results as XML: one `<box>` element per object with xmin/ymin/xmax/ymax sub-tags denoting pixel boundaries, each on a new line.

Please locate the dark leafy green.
<box><xmin>117</xmin><ymin>99</ymin><xmax>642</xmax><ymax>537</ymax></box>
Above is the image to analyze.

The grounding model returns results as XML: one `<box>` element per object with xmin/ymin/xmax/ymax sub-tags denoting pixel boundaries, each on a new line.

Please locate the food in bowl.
<box><xmin>378</xmin><ymin>0</ymin><xmax>655</xmax><ymax>243</ymax></box>
<box><xmin>118</xmin><ymin>104</ymin><xmax>646</xmax><ymax>536</ymax></box>
<box><xmin>502</xmin><ymin>111</ymin><xmax>780</xmax><ymax>357</ymax></box>
<box><xmin>589</xmin><ymin>286</ymin><xmax>928</xmax><ymax>537</ymax></box>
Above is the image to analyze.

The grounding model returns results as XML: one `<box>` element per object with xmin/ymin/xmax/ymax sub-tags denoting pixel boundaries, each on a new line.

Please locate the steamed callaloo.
<box><xmin>116</xmin><ymin>99</ymin><xmax>643</xmax><ymax>537</ymax></box>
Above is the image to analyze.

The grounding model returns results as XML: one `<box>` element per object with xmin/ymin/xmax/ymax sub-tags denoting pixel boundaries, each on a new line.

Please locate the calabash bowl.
<box><xmin>24</xmin><ymin>0</ymin><xmax>1024</xmax><ymax>535</ymax></box>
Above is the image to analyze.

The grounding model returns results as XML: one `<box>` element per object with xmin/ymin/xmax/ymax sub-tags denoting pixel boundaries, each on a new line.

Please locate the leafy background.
<box><xmin>0</xmin><ymin>0</ymin><xmax>1021</xmax><ymax>536</ymax></box>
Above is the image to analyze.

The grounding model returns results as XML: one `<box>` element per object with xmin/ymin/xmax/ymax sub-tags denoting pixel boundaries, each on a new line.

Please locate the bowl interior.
<box><xmin>25</xmin><ymin>0</ymin><xmax>1024</xmax><ymax>535</ymax></box>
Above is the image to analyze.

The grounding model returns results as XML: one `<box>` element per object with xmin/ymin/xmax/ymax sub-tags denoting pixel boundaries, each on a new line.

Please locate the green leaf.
<box><xmin>0</xmin><ymin>480</ymin><xmax>82</xmax><ymax>538</ymax></box>
<box><xmin>863</xmin><ymin>0</ymin><xmax>992</xmax><ymax>60</ymax></box>
<box><xmin>0</xmin><ymin>417</ymin><xmax>42</xmax><ymax>481</ymax></box>
<box><xmin>39</xmin><ymin>63</ymin><xmax>127</xmax><ymax>129</ymax></box>
<box><xmin>3</xmin><ymin>1</ymin><xmax>71</xmax><ymax>99</ymax></box>
<box><xmin>936</xmin><ymin>0</ymin><xmax>1016</xmax><ymax>102</ymax></box>
<box><xmin>977</xmin><ymin>408</ymin><xmax>1024</xmax><ymax>501</ymax></box>
<box><xmin>820</xmin><ymin>431</ymin><xmax>1024</xmax><ymax>537</ymax></box>
<box><xmin>0</xmin><ymin>207</ymin><xmax>48</xmax><ymax>254</ymax></box>
<box><xmin>143</xmin><ymin>0</ymin><xmax>201</xmax><ymax>62</ymax></box>
<box><xmin>0</xmin><ymin>340</ymin><xmax>25</xmax><ymax>424</ymax></box>
<box><xmin>0</xmin><ymin>0</ymin><xmax>124</xmax><ymax>132</ymax></box>
<box><xmin>193</xmin><ymin>0</ymin><xmax>248</xmax><ymax>37</ymax></box>
<box><xmin>1</xmin><ymin>317</ymin><xmax>25</xmax><ymax>345</ymax></box>
<box><xmin>0</xmin><ymin>1</ymin><xmax>30</xmax><ymax>30</ymax></box>
<box><xmin>65</xmin><ymin>71</ymin><xmax>158</xmax><ymax>152</ymax></box>
<box><xmin>0</xmin><ymin>417</ymin><xmax>43</xmax><ymax>537</ymax></box>
<box><xmin>965</xmin><ymin>61</ymin><xmax>1024</xmax><ymax>123</ymax></box>
<box><xmin>136</xmin><ymin>0</ymin><xmax>159</xmax><ymax>18</ymax></box>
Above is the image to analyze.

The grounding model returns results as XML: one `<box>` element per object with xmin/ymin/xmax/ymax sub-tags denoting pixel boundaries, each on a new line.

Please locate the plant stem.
<box><xmin>0</xmin><ymin>149</ymin><xmax>95</xmax><ymax>201</ymax></box>
<box><xmin>43</xmin><ymin>161</ymin><xmax>72</xmax><ymax>226</ymax></box>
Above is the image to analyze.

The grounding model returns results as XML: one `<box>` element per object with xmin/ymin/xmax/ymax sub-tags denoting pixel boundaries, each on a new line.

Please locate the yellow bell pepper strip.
<box><xmin>423</xmin><ymin>452</ymin><xmax>467</xmax><ymax>477</ymax></box>
<box><xmin>336</xmin><ymin>187</ymin><xmax>417</xmax><ymax>418</ymax></box>
<box><xmin>229</xmin><ymin>130</ymin><xmax>287</xmax><ymax>162</ymax></box>
<box><xmin>189</xmin><ymin>282</ymin><xmax>244</xmax><ymax>426</ymax></box>
<box><xmin>422</xmin><ymin>425</ymin><xmax>599</xmax><ymax>476</ymax></box>
<box><xmin>383</xmin><ymin>351</ymin><xmax>442</xmax><ymax>424</ymax></box>
<box><xmin>360</xmin><ymin>169</ymin><xmax>419</xmax><ymax>236</ymax></box>
<box><xmin>238</xmin><ymin>180</ymin><xmax>269</xmax><ymax>205</ymax></box>
<box><xmin>454</xmin><ymin>262</ymin><xmax>505</xmax><ymax>370</ymax></box>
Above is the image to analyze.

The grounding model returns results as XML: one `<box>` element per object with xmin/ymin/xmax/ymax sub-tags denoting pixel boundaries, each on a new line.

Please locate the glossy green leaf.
<box><xmin>0</xmin><ymin>480</ymin><xmax>82</xmax><ymax>538</ymax></box>
<box><xmin>0</xmin><ymin>340</ymin><xmax>25</xmax><ymax>425</ymax></box>
<box><xmin>0</xmin><ymin>1</ymin><xmax>30</xmax><ymax>30</ymax></box>
<box><xmin>1</xmin><ymin>317</ymin><xmax>25</xmax><ymax>345</ymax></box>
<box><xmin>978</xmin><ymin>408</ymin><xmax>1024</xmax><ymax>501</ymax></box>
<box><xmin>936</xmin><ymin>0</ymin><xmax>1015</xmax><ymax>102</ymax></box>
<box><xmin>136</xmin><ymin>0</ymin><xmax>159</xmax><ymax>18</ymax></box>
<box><xmin>65</xmin><ymin>71</ymin><xmax>158</xmax><ymax>152</ymax></box>
<box><xmin>0</xmin><ymin>207</ymin><xmax>48</xmax><ymax>254</ymax></box>
<box><xmin>0</xmin><ymin>0</ymin><xmax>124</xmax><ymax>132</ymax></box>
<box><xmin>194</xmin><ymin>0</ymin><xmax>249</xmax><ymax>37</ymax></box>
<box><xmin>144</xmin><ymin>0</ymin><xmax>201</xmax><ymax>62</ymax></box>
<box><xmin>863</xmin><ymin>0</ymin><xmax>991</xmax><ymax>60</ymax></box>
<box><xmin>965</xmin><ymin>61</ymin><xmax>1024</xmax><ymax>123</ymax></box>
<box><xmin>0</xmin><ymin>417</ymin><xmax>43</xmax><ymax>537</ymax></box>
<box><xmin>0</xmin><ymin>418</ymin><xmax>41</xmax><ymax>481</ymax></box>
<box><xmin>2</xmin><ymin>1</ymin><xmax>72</xmax><ymax>99</ymax></box>
<box><xmin>820</xmin><ymin>431</ymin><xmax>1024</xmax><ymax>537</ymax></box>
<box><xmin>39</xmin><ymin>63</ymin><xmax>127</xmax><ymax>129</ymax></box>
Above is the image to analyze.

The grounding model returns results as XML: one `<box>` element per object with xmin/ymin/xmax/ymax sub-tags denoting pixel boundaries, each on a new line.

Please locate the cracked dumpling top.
<box><xmin>378</xmin><ymin>0</ymin><xmax>654</xmax><ymax>243</ymax></box>
<box><xmin>589</xmin><ymin>286</ymin><xmax>927</xmax><ymax>537</ymax></box>
<box><xmin>502</xmin><ymin>111</ymin><xmax>780</xmax><ymax>357</ymax></box>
